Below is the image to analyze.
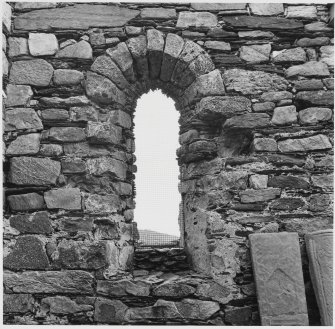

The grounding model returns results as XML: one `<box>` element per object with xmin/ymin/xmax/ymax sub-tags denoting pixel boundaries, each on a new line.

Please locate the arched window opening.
<box><xmin>134</xmin><ymin>90</ymin><xmax>181</xmax><ymax>248</ymax></box>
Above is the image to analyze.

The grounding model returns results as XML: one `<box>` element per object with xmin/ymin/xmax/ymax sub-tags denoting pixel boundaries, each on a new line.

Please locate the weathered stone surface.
<box><xmin>286</xmin><ymin>5</ymin><xmax>317</xmax><ymax>20</ymax></box>
<box><xmin>48</xmin><ymin>127</ymin><xmax>86</xmax><ymax>143</ymax></box>
<box><xmin>84</xmin><ymin>193</ymin><xmax>124</xmax><ymax>214</ymax></box>
<box><xmin>97</xmin><ymin>280</ymin><xmax>151</xmax><ymax>297</ymax></box>
<box><xmin>299</xmin><ymin>107</ymin><xmax>332</xmax><ymax>125</ymax></box>
<box><xmin>2</xmin><ymin>33</ymin><xmax>6</xmax><ymax>52</ymax></box>
<box><xmin>272</xmin><ymin>47</ymin><xmax>306</xmax><ymax>64</ymax></box>
<box><xmin>283</xmin><ymin>218</ymin><xmax>331</xmax><ymax>236</ymax></box>
<box><xmin>64</xmin><ymin>142</ymin><xmax>110</xmax><ymax>157</ymax></box>
<box><xmin>41</xmin><ymin>108</ymin><xmax>69</xmax><ymax>122</ymax></box>
<box><xmin>191</xmin><ymin>3</ymin><xmax>246</xmax><ymax>11</ymax></box>
<box><xmin>160</xmin><ymin>33</ymin><xmax>184</xmax><ymax>82</ymax></box>
<box><xmin>141</xmin><ymin>7</ymin><xmax>176</xmax><ymax>20</ymax></box>
<box><xmin>28</xmin><ymin>33</ymin><xmax>58</xmax><ymax>56</ymax></box>
<box><xmin>268</xmin><ymin>176</ymin><xmax>309</xmax><ymax>190</ymax></box>
<box><xmin>147</xmin><ymin>29</ymin><xmax>165</xmax><ymax>79</ymax></box>
<box><xmin>70</xmin><ymin>106</ymin><xmax>98</xmax><ymax>122</ymax></box>
<box><xmin>87</xmin><ymin>122</ymin><xmax>122</xmax><ymax>145</ymax></box>
<box><xmin>297</xmin><ymin>37</ymin><xmax>329</xmax><ymax>48</ymax></box>
<box><xmin>2</xmin><ymin>2</ymin><xmax>12</xmax><ymax>33</ymax></box>
<box><xmin>271</xmin><ymin>106</ymin><xmax>297</xmax><ymax>125</ymax></box>
<box><xmin>249</xmin><ymin>232</ymin><xmax>308</xmax><ymax>325</ymax></box>
<box><xmin>5</xmin><ymin>108</ymin><xmax>42</xmax><ymax>132</ymax></box>
<box><xmin>3</xmin><ymin>51</ymin><xmax>8</xmax><ymax>76</ymax></box>
<box><xmin>183</xmin><ymin>69</ymin><xmax>225</xmax><ymax>104</ymax></box>
<box><xmin>309</xmin><ymin>194</ymin><xmax>330</xmax><ymax>212</ymax></box>
<box><xmin>153</xmin><ymin>283</ymin><xmax>195</xmax><ymax>298</ymax></box>
<box><xmin>14</xmin><ymin>4</ymin><xmax>139</xmax><ymax>31</ymax></box>
<box><xmin>260</xmin><ymin>91</ymin><xmax>293</xmax><ymax>103</ymax></box>
<box><xmin>9</xmin><ymin>157</ymin><xmax>61</xmax><ymax>186</ymax></box>
<box><xmin>305</xmin><ymin>21</ymin><xmax>333</xmax><ymax>33</ymax></box>
<box><xmin>176</xmin><ymin>299</ymin><xmax>220</xmax><ymax>319</ymax></box>
<box><xmin>286</xmin><ymin>61</ymin><xmax>330</xmax><ymax>79</ymax></box>
<box><xmin>204</xmin><ymin>40</ymin><xmax>231</xmax><ymax>51</ymax></box>
<box><xmin>223</xmin><ymin>69</ymin><xmax>288</xmax><ymax>95</ymax></box>
<box><xmin>249</xmin><ymin>3</ymin><xmax>284</xmax><ymax>16</ymax></box>
<box><xmin>240</xmin><ymin>188</ymin><xmax>280</xmax><ymax>203</ymax></box>
<box><xmin>40</xmin><ymin>95</ymin><xmax>90</xmax><ymax>108</ymax></box>
<box><xmin>40</xmin><ymin>144</ymin><xmax>63</xmax><ymax>157</ymax></box>
<box><xmin>223</xmin><ymin>16</ymin><xmax>303</xmax><ymax>30</ymax></box>
<box><xmin>5</xmin><ymin>84</ymin><xmax>33</xmax><ymax>107</ymax></box>
<box><xmin>53</xmin><ymin>69</ymin><xmax>84</xmax><ymax>86</ymax></box>
<box><xmin>238</xmin><ymin>30</ymin><xmax>274</xmax><ymax>39</ymax></box>
<box><xmin>44</xmin><ymin>188</ymin><xmax>82</xmax><ymax>210</ymax></box>
<box><xmin>4</xmin><ymin>236</ymin><xmax>49</xmax><ymax>270</ymax></box>
<box><xmin>52</xmin><ymin>240</ymin><xmax>107</xmax><ymax>270</ymax></box>
<box><xmin>311</xmin><ymin>174</ymin><xmax>333</xmax><ymax>190</ymax></box>
<box><xmin>320</xmin><ymin>45</ymin><xmax>334</xmax><ymax>68</ymax></box>
<box><xmin>7</xmin><ymin>193</ymin><xmax>45</xmax><ymax>211</ymax></box>
<box><xmin>223</xmin><ymin>113</ymin><xmax>270</xmax><ymax>129</ymax></box>
<box><xmin>106</xmin><ymin>42</ymin><xmax>135</xmax><ymax>83</ymax></box>
<box><xmin>294</xmin><ymin>79</ymin><xmax>324</xmax><ymax>91</ymax></box>
<box><xmin>305</xmin><ymin>230</ymin><xmax>333</xmax><ymax>326</ymax></box>
<box><xmin>94</xmin><ymin>298</ymin><xmax>128</xmax><ymax>324</ymax></box>
<box><xmin>177</xmin><ymin>12</ymin><xmax>217</xmax><ymax>29</ymax></box>
<box><xmin>8</xmin><ymin>37</ymin><xmax>29</xmax><ymax>58</ymax></box>
<box><xmin>253</xmin><ymin>102</ymin><xmax>275</xmax><ymax>112</ymax></box>
<box><xmin>86</xmin><ymin>71</ymin><xmax>126</xmax><ymax>105</ymax></box>
<box><xmin>196</xmin><ymin>96</ymin><xmax>251</xmax><ymax>120</ymax></box>
<box><xmin>3</xmin><ymin>294</ymin><xmax>34</xmax><ymax>314</ymax></box>
<box><xmin>109</xmin><ymin>110</ymin><xmax>132</xmax><ymax>129</ymax></box>
<box><xmin>207</xmin><ymin>27</ymin><xmax>237</xmax><ymax>38</ymax></box>
<box><xmin>270</xmin><ymin>198</ymin><xmax>305</xmax><ymax>211</ymax></box>
<box><xmin>4</xmin><ymin>271</ymin><xmax>94</xmax><ymax>294</ymax></box>
<box><xmin>9</xmin><ymin>59</ymin><xmax>54</xmax><ymax>86</ymax></box>
<box><xmin>196</xmin><ymin>281</ymin><xmax>235</xmax><ymax>304</ymax></box>
<box><xmin>61</xmin><ymin>159</ymin><xmax>86</xmax><ymax>174</ymax></box>
<box><xmin>6</xmin><ymin>133</ymin><xmax>40</xmax><ymax>156</ymax></box>
<box><xmin>56</xmin><ymin>40</ymin><xmax>92</xmax><ymax>59</ymax></box>
<box><xmin>225</xmin><ymin>306</ymin><xmax>252</xmax><ymax>325</ymax></box>
<box><xmin>249</xmin><ymin>174</ymin><xmax>268</xmax><ymax>189</ymax></box>
<box><xmin>240</xmin><ymin>44</ymin><xmax>271</xmax><ymax>63</ymax></box>
<box><xmin>278</xmin><ymin>135</ymin><xmax>332</xmax><ymax>153</ymax></box>
<box><xmin>323</xmin><ymin>78</ymin><xmax>334</xmax><ymax>90</ymax></box>
<box><xmin>15</xmin><ymin>2</ymin><xmax>57</xmax><ymax>10</ymax></box>
<box><xmin>10</xmin><ymin>211</ymin><xmax>52</xmax><ymax>234</ymax></box>
<box><xmin>295</xmin><ymin>91</ymin><xmax>334</xmax><ymax>108</ymax></box>
<box><xmin>126</xmin><ymin>35</ymin><xmax>149</xmax><ymax>80</ymax></box>
<box><xmin>252</xmin><ymin>138</ymin><xmax>277</xmax><ymax>152</ymax></box>
<box><xmin>86</xmin><ymin>157</ymin><xmax>127</xmax><ymax>179</ymax></box>
<box><xmin>41</xmin><ymin>296</ymin><xmax>93</xmax><ymax>314</ymax></box>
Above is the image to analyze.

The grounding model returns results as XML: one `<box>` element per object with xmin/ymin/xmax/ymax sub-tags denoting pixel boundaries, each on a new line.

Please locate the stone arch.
<box><xmin>83</xmin><ymin>30</ymin><xmax>226</xmax><ymax>274</ymax></box>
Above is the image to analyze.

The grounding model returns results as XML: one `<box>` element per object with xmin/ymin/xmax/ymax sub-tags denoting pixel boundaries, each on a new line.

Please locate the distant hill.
<box><xmin>138</xmin><ymin>229</ymin><xmax>179</xmax><ymax>247</ymax></box>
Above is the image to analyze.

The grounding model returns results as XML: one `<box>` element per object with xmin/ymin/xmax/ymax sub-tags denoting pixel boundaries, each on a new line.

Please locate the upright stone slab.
<box><xmin>249</xmin><ymin>232</ymin><xmax>308</xmax><ymax>325</ymax></box>
<box><xmin>305</xmin><ymin>230</ymin><xmax>333</xmax><ymax>326</ymax></box>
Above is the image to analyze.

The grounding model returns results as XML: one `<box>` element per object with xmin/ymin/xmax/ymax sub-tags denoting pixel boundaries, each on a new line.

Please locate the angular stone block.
<box><xmin>177</xmin><ymin>12</ymin><xmax>218</xmax><ymax>29</ymax></box>
<box><xmin>249</xmin><ymin>232</ymin><xmax>308</xmax><ymax>325</ymax></box>
<box><xmin>28</xmin><ymin>33</ymin><xmax>58</xmax><ymax>56</ymax></box>
<box><xmin>6</xmin><ymin>133</ymin><xmax>40</xmax><ymax>156</ymax></box>
<box><xmin>44</xmin><ymin>188</ymin><xmax>82</xmax><ymax>210</ymax></box>
<box><xmin>305</xmin><ymin>230</ymin><xmax>333</xmax><ymax>324</ymax></box>
<box><xmin>53</xmin><ymin>69</ymin><xmax>84</xmax><ymax>86</ymax></box>
<box><xmin>7</xmin><ymin>192</ymin><xmax>45</xmax><ymax>211</ymax></box>
<box><xmin>10</xmin><ymin>211</ymin><xmax>52</xmax><ymax>234</ymax></box>
<box><xmin>41</xmin><ymin>296</ymin><xmax>93</xmax><ymax>314</ymax></box>
<box><xmin>3</xmin><ymin>294</ymin><xmax>34</xmax><ymax>314</ymax></box>
<box><xmin>56</xmin><ymin>40</ymin><xmax>92</xmax><ymax>59</ymax></box>
<box><xmin>5</xmin><ymin>108</ymin><xmax>43</xmax><ymax>132</ymax></box>
<box><xmin>8</xmin><ymin>37</ymin><xmax>29</xmax><ymax>58</ymax></box>
<box><xmin>5</xmin><ymin>84</ymin><xmax>33</xmax><ymax>107</ymax></box>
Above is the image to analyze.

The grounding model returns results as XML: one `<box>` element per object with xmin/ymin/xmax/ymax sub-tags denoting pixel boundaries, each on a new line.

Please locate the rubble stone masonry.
<box><xmin>2</xmin><ymin>1</ymin><xmax>334</xmax><ymax>325</ymax></box>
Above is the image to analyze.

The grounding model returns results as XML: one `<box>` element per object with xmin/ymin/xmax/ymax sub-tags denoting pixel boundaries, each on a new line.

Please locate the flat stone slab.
<box><xmin>14</xmin><ymin>4</ymin><xmax>140</xmax><ymax>31</ymax></box>
<box><xmin>305</xmin><ymin>230</ymin><xmax>333</xmax><ymax>326</ymax></box>
<box><xmin>249</xmin><ymin>232</ymin><xmax>308</xmax><ymax>325</ymax></box>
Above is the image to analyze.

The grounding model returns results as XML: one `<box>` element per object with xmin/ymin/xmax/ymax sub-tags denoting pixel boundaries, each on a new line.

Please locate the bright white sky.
<box><xmin>133</xmin><ymin>90</ymin><xmax>181</xmax><ymax>236</ymax></box>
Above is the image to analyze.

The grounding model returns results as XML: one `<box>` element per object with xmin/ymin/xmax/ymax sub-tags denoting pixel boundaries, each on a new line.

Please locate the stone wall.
<box><xmin>2</xmin><ymin>1</ymin><xmax>333</xmax><ymax>325</ymax></box>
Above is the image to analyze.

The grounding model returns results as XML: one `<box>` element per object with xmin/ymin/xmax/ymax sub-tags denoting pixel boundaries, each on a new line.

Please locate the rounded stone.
<box><xmin>28</xmin><ymin>33</ymin><xmax>59</xmax><ymax>56</ymax></box>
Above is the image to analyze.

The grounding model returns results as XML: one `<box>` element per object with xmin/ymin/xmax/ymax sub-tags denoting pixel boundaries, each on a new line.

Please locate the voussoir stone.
<box><xmin>14</xmin><ymin>4</ymin><xmax>139</xmax><ymax>31</ymax></box>
<box><xmin>272</xmin><ymin>47</ymin><xmax>306</xmax><ymax>64</ymax></box>
<box><xmin>5</xmin><ymin>108</ymin><xmax>42</xmax><ymax>132</ymax></box>
<box><xmin>271</xmin><ymin>106</ymin><xmax>297</xmax><ymax>125</ymax></box>
<box><xmin>195</xmin><ymin>96</ymin><xmax>251</xmax><ymax>120</ymax></box>
<box><xmin>10</xmin><ymin>211</ymin><xmax>52</xmax><ymax>234</ymax></box>
<box><xmin>86</xmin><ymin>71</ymin><xmax>126</xmax><ymax>105</ymax></box>
<box><xmin>28</xmin><ymin>33</ymin><xmax>58</xmax><ymax>56</ymax></box>
<box><xmin>41</xmin><ymin>296</ymin><xmax>93</xmax><ymax>314</ymax></box>
<box><xmin>56</xmin><ymin>40</ymin><xmax>92</xmax><ymax>59</ymax></box>
<box><xmin>44</xmin><ymin>188</ymin><xmax>82</xmax><ymax>210</ymax></box>
<box><xmin>8</xmin><ymin>37</ymin><xmax>29</xmax><ymax>58</ymax></box>
<box><xmin>7</xmin><ymin>192</ymin><xmax>45</xmax><ymax>211</ymax></box>
<box><xmin>223</xmin><ymin>69</ymin><xmax>288</xmax><ymax>95</ymax></box>
<box><xmin>91</xmin><ymin>55</ymin><xmax>129</xmax><ymax>90</ymax></box>
<box><xmin>278</xmin><ymin>135</ymin><xmax>332</xmax><ymax>153</ymax></box>
<box><xmin>147</xmin><ymin>29</ymin><xmax>165</xmax><ymax>79</ymax></box>
<box><xmin>4</xmin><ymin>270</ymin><xmax>94</xmax><ymax>294</ymax></box>
<box><xmin>53</xmin><ymin>69</ymin><xmax>84</xmax><ymax>86</ymax></box>
<box><xmin>6</xmin><ymin>133</ymin><xmax>40</xmax><ymax>156</ymax></box>
<box><xmin>141</xmin><ymin>7</ymin><xmax>177</xmax><ymax>20</ymax></box>
<box><xmin>240</xmin><ymin>188</ymin><xmax>281</xmax><ymax>203</ymax></box>
<box><xmin>176</xmin><ymin>11</ymin><xmax>218</xmax><ymax>29</ymax></box>
<box><xmin>285</xmin><ymin>61</ymin><xmax>330</xmax><ymax>79</ymax></box>
<box><xmin>299</xmin><ymin>107</ymin><xmax>332</xmax><ymax>125</ymax></box>
<box><xmin>9</xmin><ymin>59</ymin><xmax>54</xmax><ymax>86</ymax></box>
<box><xmin>9</xmin><ymin>156</ymin><xmax>61</xmax><ymax>186</ymax></box>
